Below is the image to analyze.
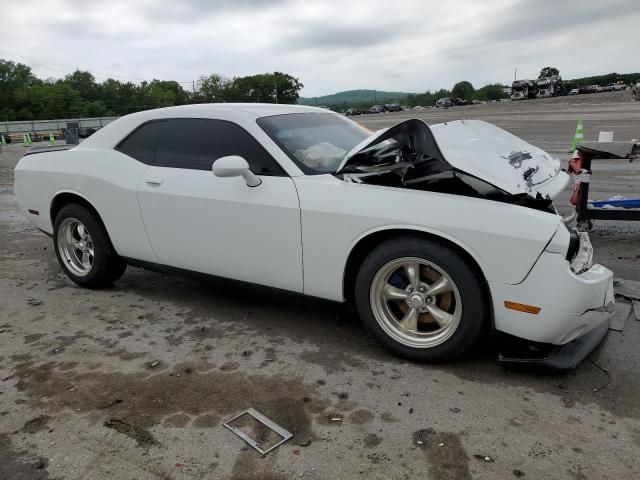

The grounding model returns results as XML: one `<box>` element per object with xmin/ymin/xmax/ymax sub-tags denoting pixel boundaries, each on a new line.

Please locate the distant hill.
<box><xmin>298</xmin><ymin>72</ymin><xmax>640</xmax><ymax>109</ymax></box>
<box><xmin>298</xmin><ymin>89</ymin><xmax>412</xmax><ymax>106</ymax></box>
<box><xmin>567</xmin><ymin>72</ymin><xmax>640</xmax><ymax>88</ymax></box>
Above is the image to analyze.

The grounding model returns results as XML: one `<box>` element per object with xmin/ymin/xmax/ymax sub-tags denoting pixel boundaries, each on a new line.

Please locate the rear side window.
<box><xmin>116</xmin><ymin>121</ymin><xmax>167</xmax><ymax>164</ymax></box>
<box><xmin>155</xmin><ymin>118</ymin><xmax>284</xmax><ymax>175</ymax></box>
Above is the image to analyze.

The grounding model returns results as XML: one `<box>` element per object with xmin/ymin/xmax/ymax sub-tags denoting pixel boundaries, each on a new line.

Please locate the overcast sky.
<box><xmin>2</xmin><ymin>0</ymin><xmax>638</xmax><ymax>97</ymax></box>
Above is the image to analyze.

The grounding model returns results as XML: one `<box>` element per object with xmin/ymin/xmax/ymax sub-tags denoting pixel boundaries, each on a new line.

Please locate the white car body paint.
<box><xmin>14</xmin><ymin>104</ymin><xmax>613</xmax><ymax>346</ymax></box>
<box><xmin>14</xmin><ymin>147</ymin><xmax>155</xmax><ymax>261</ymax></box>
<box><xmin>292</xmin><ymin>173</ymin><xmax>560</xmax><ymax>294</ymax></box>
<box><xmin>137</xmin><ymin>168</ymin><xmax>303</xmax><ymax>292</ymax></box>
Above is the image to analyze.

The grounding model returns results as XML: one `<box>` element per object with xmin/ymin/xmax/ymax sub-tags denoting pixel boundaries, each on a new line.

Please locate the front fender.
<box><xmin>294</xmin><ymin>175</ymin><xmax>562</xmax><ymax>302</ymax></box>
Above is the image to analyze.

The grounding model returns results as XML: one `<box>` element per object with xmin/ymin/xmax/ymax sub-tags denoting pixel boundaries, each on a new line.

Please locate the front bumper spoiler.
<box><xmin>498</xmin><ymin>318</ymin><xmax>610</xmax><ymax>370</ymax></box>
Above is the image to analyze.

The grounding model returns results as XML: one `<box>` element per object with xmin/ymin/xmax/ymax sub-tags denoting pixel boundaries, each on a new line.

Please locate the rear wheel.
<box><xmin>354</xmin><ymin>237</ymin><xmax>488</xmax><ymax>362</ymax></box>
<box><xmin>53</xmin><ymin>204</ymin><xmax>126</xmax><ymax>288</ymax></box>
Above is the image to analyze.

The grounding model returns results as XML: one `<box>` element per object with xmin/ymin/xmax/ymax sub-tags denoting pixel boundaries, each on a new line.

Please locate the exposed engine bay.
<box><xmin>335</xmin><ymin>119</ymin><xmax>556</xmax><ymax>214</ymax></box>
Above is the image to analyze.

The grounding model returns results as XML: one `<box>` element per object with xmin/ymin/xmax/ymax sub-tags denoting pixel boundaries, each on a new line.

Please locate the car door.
<box><xmin>134</xmin><ymin>118</ymin><xmax>303</xmax><ymax>293</ymax></box>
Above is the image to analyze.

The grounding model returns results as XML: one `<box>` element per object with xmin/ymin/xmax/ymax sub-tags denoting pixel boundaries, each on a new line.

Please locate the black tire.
<box><xmin>53</xmin><ymin>203</ymin><xmax>127</xmax><ymax>288</ymax></box>
<box><xmin>354</xmin><ymin>236</ymin><xmax>489</xmax><ymax>362</ymax></box>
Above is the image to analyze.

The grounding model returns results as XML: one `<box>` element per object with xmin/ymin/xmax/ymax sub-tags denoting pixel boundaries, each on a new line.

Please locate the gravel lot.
<box><xmin>1</xmin><ymin>92</ymin><xmax>639</xmax><ymax>479</ymax></box>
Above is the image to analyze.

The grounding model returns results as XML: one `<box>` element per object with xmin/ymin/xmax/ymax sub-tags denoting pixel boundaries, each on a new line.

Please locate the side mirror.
<box><xmin>212</xmin><ymin>155</ymin><xmax>262</xmax><ymax>187</ymax></box>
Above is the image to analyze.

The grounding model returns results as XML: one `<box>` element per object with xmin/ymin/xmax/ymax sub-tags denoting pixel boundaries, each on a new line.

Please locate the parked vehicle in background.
<box><xmin>435</xmin><ymin>97</ymin><xmax>452</xmax><ymax>108</ymax></box>
<box><xmin>594</xmin><ymin>85</ymin><xmax>603</xmax><ymax>93</ymax></box>
<box><xmin>612</xmin><ymin>83</ymin><xmax>626</xmax><ymax>91</ymax></box>
<box><xmin>537</xmin><ymin>75</ymin><xmax>564</xmax><ymax>98</ymax></box>
<box><xmin>386</xmin><ymin>103</ymin><xmax>402</xmax><ymax>112</ymax></box>
<box><xmin>632</xmin><ymin>81</ymin><xmax>640</xmax><ymax>101</ymax></box>
<box><xmin>568</xmin><ymin>88</ymin><xmax>580</xmax><ymax>96</ymax></box>
<box><xmin>369</xmin><ymin>105</ymin><xmax>385</xmax><ymax>114</ymax></box>
<box><xmin>79</xmin><ymin>127</ymin><xmax>97</xmax><ymax>138</ymax></box>
<box><xmin>345</xmin><ymin>108</ymin><xmax>362</xmax><ymax>116</ymax></box>
<box><xmin>14</xmin><ymin>104</ymin><xmax>615</xmax><ymax>367</ymax></box>
<box><xmin>510</xmin><ymin>79</ymin><xmax>537</xmax><ymax>100</ymax></box>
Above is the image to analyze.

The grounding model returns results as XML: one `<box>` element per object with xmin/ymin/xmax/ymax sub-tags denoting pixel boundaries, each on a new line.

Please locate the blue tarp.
<box><xmin>590</xmin><ymin>199</ymin><xmax>640</xmax><ymax>208</ymax></box>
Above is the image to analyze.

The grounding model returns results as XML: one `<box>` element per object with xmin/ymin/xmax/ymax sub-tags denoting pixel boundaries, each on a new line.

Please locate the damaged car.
<box><xmin>14</xmin><ymin>104</ymin><xmax>614</xmax><ymax>368</ymax></box>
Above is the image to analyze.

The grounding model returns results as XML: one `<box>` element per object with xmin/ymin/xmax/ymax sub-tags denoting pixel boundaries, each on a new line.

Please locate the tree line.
<box><xmin>405</xmin><ymin>82</ymin><xmax>508</xmax><ymax>108</ymax></box>
<box><xmin>329</xmin><ymin>67</ymin><xmax>640</xmax><ymax>111</ymax></box>
<box><xmin>0</xmin><ymin>59</ymin><xmax>303</xmax><ymax>121</ymax></box>
<box><xmin>533</xmin><ymin>66</ymin><xmax>639</xmax><ymax>91</ymax></box>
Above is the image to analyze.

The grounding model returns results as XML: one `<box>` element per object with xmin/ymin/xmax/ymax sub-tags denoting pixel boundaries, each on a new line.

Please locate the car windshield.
<box><xmin>258</xmin><ymin>113</ymin><xmax>370</xmax><ymax>174</ymax></box>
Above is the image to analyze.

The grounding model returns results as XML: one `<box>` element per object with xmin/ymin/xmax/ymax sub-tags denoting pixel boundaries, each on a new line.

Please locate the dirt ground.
<box><xmin>1</xmin><ymin>92</ymin><xmax>639</xmax><ymax>479</ymax></box>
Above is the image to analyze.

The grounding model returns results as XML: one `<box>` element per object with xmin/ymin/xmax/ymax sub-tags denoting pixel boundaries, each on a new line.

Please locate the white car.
<box><xmin>14</xmin><ymin>104</ymin><xmax>614</xmax><ymax>367</ymax></box>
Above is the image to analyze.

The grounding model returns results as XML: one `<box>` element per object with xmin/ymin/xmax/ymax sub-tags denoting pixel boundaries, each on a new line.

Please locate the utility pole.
<box><xmin>192</xmin><ymin>80</ymin><xmax>196</xmax><ymax>103</ymax></box>
<box><xmin>374</xmin><ymin>90</ymin><xmax>377</xmax><ymax>103</ymax></box>
<box><xmin>514</xmin><ymin>68</ymin><xmax>518</xmax><ymax>81</ymax></box>
<box><xmin>274</xmin><ymin>80</ymin><xmax>278</xmax><ymax>104</ymax></box>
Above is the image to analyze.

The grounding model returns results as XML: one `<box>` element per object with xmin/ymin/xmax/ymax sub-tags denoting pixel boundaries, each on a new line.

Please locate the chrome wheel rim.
<box><xmin>57</xmin><ymin>218</ymin><xmax>94</xmax><ymax>277</ymax></box>
<box><xmin>370</xmin><ymin>257</ymin><xmax>462</xmax><ymax>348</ymax></box>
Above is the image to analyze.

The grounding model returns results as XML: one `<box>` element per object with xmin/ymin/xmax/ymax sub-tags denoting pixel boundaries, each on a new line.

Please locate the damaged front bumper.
<box><xmin>498</xmin><ymin>319</ymin><xmax>610</xmax><ymax>370</ymax></box>
<box><xmin>489</xmin><ymin>231</ymin><xmax>614</xmax><ymax>369</ymax></box>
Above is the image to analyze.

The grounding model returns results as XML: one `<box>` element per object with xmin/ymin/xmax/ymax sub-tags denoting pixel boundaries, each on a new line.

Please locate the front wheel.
<box><xmin>354</xmin><ymin>237</ymin><xmax>488</xmax><ymax>362</ymax></box>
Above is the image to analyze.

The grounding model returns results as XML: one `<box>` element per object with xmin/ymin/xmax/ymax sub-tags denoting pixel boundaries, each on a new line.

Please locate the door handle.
<box><xmin>145</xmin><ymin>177</ymin><xmax>163</xmax><ymax>186</ymax></box>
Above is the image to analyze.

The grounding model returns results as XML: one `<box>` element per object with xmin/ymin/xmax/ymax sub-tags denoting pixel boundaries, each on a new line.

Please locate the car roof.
<box><xmin>78</xmin><ymin>103</ymin><xmax>330</xmax><ymax>150</ymax></box>
<box><xmin>146</xmin><ymin>103</ymin><xmax>322</xmax><ymax>118</ymax></box>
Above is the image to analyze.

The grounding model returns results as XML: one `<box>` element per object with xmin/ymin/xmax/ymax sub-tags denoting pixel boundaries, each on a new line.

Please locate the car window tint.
<box><xmin>116</xmin><ymin>121</ymin><xmax>167</xmax><ymax>164</ymax></box>
<box><xmin>155</xmin><ymin>118</ymin><xmax>285</xmax><ymax>175</ymax></box>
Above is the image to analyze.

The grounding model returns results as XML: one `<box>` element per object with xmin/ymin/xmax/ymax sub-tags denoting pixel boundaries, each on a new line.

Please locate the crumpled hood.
<box><xmin>339</xmin><ymin>119</ymin><xmax>567</xmax><ymax>197</ymax></box>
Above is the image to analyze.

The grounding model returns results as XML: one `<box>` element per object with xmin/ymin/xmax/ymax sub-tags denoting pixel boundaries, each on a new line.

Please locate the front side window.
<box><xmin>257</xmin><ymin>113</ymin><xmax>370</xmax><ymax>174</ymax></box>
<box><xmin>155</xmin><ymin>118</ymin><xmax>284</xmax><ymax>175</ymax></box>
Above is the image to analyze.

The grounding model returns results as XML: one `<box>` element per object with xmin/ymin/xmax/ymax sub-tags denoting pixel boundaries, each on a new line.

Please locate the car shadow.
<box><xmin>113</xmin><ymin>265</ymin><xmax>636</xmax><ymax>419</ymax></box>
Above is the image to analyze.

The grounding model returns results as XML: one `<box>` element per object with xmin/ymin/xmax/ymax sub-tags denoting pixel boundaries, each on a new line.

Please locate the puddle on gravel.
<box><xmin>20</xmin><ymin>415</ymin><xmax>51</xmax><ymax>434</ymax></box>
<box><xmin>0</xmin><ymin>433</ymin><xmax>53</xmax><ymax>479</ymax></box>
<box><xmin>103</xmin><ymin>418</ymin><xmax>156</xmax><ymax>448</ymax></box>
<box><xmin>413</xmin><ymin>428</ymin><xmax>471</xmax><ymax>480</ymax></box>
<box><xmin>11</xmin><ymin>356</ymin><xmax>331</xmax><ymax>447</ymax></box>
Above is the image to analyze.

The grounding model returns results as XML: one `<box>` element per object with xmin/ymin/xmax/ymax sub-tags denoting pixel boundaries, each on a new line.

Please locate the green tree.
<box><xmin>100</xmin><ymin>80</ymin><xmax>144</xmax><ymax>115</ymax></box>
<box><xmin>475</xmin><ymin>84</ymin><xmax>509</xmax><ymax>101</ymax></box>
<box><xmin>0</xmin><ymin>59</ymin><xmax>41</xmax><ymax>120</ymax></box>
<box><xmin>451</xmin><ymin>81</ymin><xmax>474</xmax><ymax>100</ymax></box>
<box><xmin>197</xmin><ymin>74</ymin><xmax>229</xmax><ymax>102</ymax></box>
<box><xmin>65</xmin><ymin>71</ymin><xmax>98</xmax><ymax>100</ymax></box>
<box><xmin>224</xmin><ymin>72</ymin><xmax>303</xmax><ymax>104</ymax></box>
<box><xmin>0</xmin><ymin>57</ymin><xmax>305</xmax><ymax>120</ymax></box>
<box><xmin>138</xmin><ymin>80</ymin><xmax>190</xmax><ymax>109</ymax></box>
<box><xmin>538</xmin><ymin>66</ymin><xmax>560</xmax><ymax>79</ymax></box>
<box><xmin>273</xmin><ymin>72</ymin><xmax>303</xmax><ymax>104</ymax></box>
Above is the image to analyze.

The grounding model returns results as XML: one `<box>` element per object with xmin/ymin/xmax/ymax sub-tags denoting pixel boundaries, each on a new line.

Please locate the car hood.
<box><xmin>338</xmin><ymin>119</ymin><xmax>566</xmax><ymax>197</ymax></box>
